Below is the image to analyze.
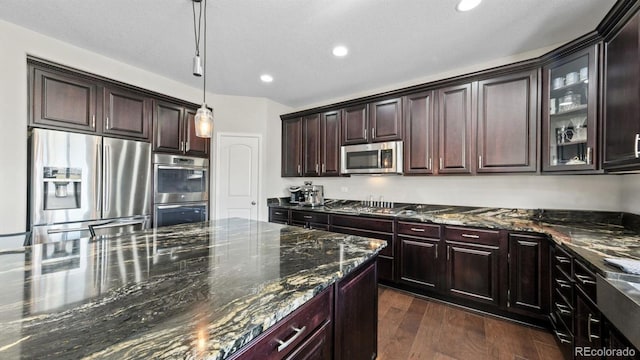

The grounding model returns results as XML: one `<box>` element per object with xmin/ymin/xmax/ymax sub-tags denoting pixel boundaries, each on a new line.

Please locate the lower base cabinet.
<box><xmin>334</xmin><ymin>260</ymin><xmax>378</xmax><ymax>360</ymax></box>
<box><xmin>228</xmin><ymin>258</ymin><xmax>377</xmax><ymax>360</ymax></box>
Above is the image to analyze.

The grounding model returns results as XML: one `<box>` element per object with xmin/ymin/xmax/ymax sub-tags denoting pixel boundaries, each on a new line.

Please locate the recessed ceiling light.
<box><xmin>332</xmin><ymin>46</ymin><xmax>349</xmax><ymax>57</ymax></box>
<box><xmin>456</xmin><ymin>0</ymin><xmax>482</xmax><ymax>12</ymax></box>
<box><xmin>260</xmin><ymin>74</ymin><xmax>273</xmax><ymax>83</ymax></box>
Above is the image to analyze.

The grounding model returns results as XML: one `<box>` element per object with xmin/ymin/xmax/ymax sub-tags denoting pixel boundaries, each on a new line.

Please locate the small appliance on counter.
<box><xmin>301</xmin><ymin>181</ymin><xmax>324</xmax><ymax>207</ymax></box>
<box><xmin>289</xmin><ymin>186</ymin><xmax>304</xmax><ymax>204</ymax></box>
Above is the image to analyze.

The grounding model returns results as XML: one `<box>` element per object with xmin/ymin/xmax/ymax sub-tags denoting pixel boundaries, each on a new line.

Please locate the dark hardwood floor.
<box><xmin>377</xmin><ymin>287</ymin><xmax>564</xmax><ymax>360</ymax></box>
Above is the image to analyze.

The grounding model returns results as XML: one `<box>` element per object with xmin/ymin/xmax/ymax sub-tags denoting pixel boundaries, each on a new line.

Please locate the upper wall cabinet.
<box><xmin>404</xmin><ymin>91</ymin><xmax>436</xmax><ymax>175</ymax></box>
<box><xmin>543</xmin><ymin>45</ymin><xmax>599</xmax><ymax>172</ymax></box>
<box><xmin>477</xmin><ymin>69</ymin><xmax>538</xmax><ymax>173</ymax></box>
<box><xmin>282</xmin><ymin>118</ymin><xmax>303</xmax><ymax>177</ymax></box>
<box><xmin>153</xmin><ymin>101</ymin><xmax>208</xmax><ymax>157</ymax></box>
<box><xmin>341</xmin><ymin>98</ymin><xmax>403</xmax><ymax>145</ymax></box>
<box><xmin>437</xmin><ymin>83</ymin><xmax>474</xmax><ymax>174</ymax></box>
<box><xmin>103</xmin><ymin>86</ymin><xmax>151</xmax><ymax>140</ymax></box>
<box><xmin>603</xmin><ymin>10</ymin><xmax>640</xmax><ymax>171</ymax></box>
<box><xmin>30</xmin><ymin>65</ymin><xmax>100</xmax><ymax>133</ymax></box>
<box><xmin>284</xmin><ymin>111</ymin><xmax>341</xmax><ymax>177</ymax></box>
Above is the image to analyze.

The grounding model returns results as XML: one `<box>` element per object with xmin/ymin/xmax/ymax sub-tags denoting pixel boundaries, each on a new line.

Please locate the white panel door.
<box><xmin>216</xmin><ymin>134</ymin><xmax>260</xmax><ymax>220</ymax></box>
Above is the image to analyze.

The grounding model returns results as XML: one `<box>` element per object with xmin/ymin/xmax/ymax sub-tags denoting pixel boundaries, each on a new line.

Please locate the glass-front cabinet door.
<box><xmin>542</xmin><ymin>45</ymin><xmax>599</xmax><ymax>171</ymax></box>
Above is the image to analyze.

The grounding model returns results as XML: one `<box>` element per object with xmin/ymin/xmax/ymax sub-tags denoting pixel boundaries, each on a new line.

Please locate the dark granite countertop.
<box><xmin>268</xmin><ymin>198</ymin><xmax>640</xmax><ymax>276</ymax></box>
<box><xmin>0</xmin><ymin>218</ymin><xmax>386</xmax><ymax>359</ymax></box>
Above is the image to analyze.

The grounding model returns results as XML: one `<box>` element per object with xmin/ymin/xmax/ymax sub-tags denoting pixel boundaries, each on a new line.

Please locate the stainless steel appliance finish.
<box><xmin>153</xmin><ymin>154</ymin><xmax>209</xmax><ymax>204</ymax></box>
<box><xmin>154</xmin><ymin>202</ymin><xmax>208</xmax><ymax>227</ymax></box>
<box><xmin>289</xmin><ymin>186</ymin><xmax>304</xmax><ymax>204</ymax></box>
<box><xmin>340</xmin><ymin>140</ymin><xmax>403</xmax><ymax>174</ymax></box>
<box><xmin>301</xmin><ymin>182</ymin><xmax>324</xmax><ymax>207</ymax></box>
<box><xmin>597</xmin><ymin>274</ymin><xmax>640</xmax><ymax>349</ymax></box>
<box><xmin>29</xmin><ymin>128</ymin><xmax>151</xmax><ymax>229</ymax></box>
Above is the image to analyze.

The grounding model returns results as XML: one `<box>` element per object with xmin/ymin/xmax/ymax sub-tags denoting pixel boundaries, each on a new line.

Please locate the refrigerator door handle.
<box><xmin>104</xmin><ymin>144</ymin><xmax>110</xmax><ymax>213</ymax></box>
<box><xmin>96</xmin><ymin>143</ymin><xmax>102</xmax><ymax>213</ymax></box>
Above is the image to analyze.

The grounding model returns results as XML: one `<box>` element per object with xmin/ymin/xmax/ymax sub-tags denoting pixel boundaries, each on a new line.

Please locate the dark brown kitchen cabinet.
<box><xmin>369</xmin><ymin>97</ymin><xmax>403</xmax><ymax>142</ymax></box>
<box><xmin>574</xmin><ymin>289</ymin><xmax>602</xmax><ymax>360</ymax></box>
<box><xmin>301</xmin><ymin>112</ymin><xmax>341</xmax><ymax>177</ymax></box>
<box><xmin>153</xmin><ymin>101</ymin><xmax>208</xmax><ymax>156</ymax></box>
<box><xmin>437</xmin><ymin>83</ymin><xmax>474</xmax><ymax>174</ymax></box>
<box><xmin>604</xmin><ymin>10</ymin><xmax>640</xmax><ymax>171</ymax></box>
<box><xmin>103</xmin><ymin>86</ymin><xmax>151</xmax><ymax>140</ymax></box>
<box><xmin>444</xmin><ymin>226</ymin><xmax>505</xmax><ymax>307</ymax></box>
<box><xmin>341</xmin><ymin>98</ymin><xmax>402</xmax><ymax>145</ymax></box>
<box><xmin>334</xmin><ymin>260</ymin><xmax>377</xmax><ymax>360</ymax></box>
<box><xmin>341</xmin><ymin>104</ymin><xmax>368</xmax><ymax>145</ymax></box>
<box><xmin>320</xmin><ymin>111</ymin><xmax>341</xmax><ymax>176</ymax></box>
<box><xmin>507</xmin><ymin>233</ymin><xmax>549</xmax><ymax>318</ymax></box>
<box><xmin>291</xmin><ymin>210</ymin><xmax>329</xmax><ymax>230</ymax></box>
<box><xmin>269</xmin><ymin>207</ymin><xmax>290</xmax><ymax>225</ymax></box>
<box><xmin>543</xmin><ymin>45</ymin><xmax>599</xmax><ymax>172</ymax></box>
<box><xmin>282</xmin><ymin>118</ymin><xmax>303</xmax><ymax>176</ymax></box>
<box><xmin>398</xmin><ymin>222</ymin><xmax>442</xmax><ymax>290</ymax></box>
<box><xmin>404</xmin><ymin>91</ymin><xmax>436</xmax><ymax>174</ymax></box>
<box><xmin>477</xmin><ymin>70</ymin><xmax>538</xmax><ymax>173</ymax></box>
<box><xmin>30</xmin><ymin>66</ymin><xmax>99</xmax><ymax>132</ymax></box>
<box><xmin>303</xmin><ymin>114</ymin><xmax>321</xmax><ymax>176</ymax></box>
<box><xmin>330</xmin><ymin>214</ymin><xmax>395</xmax><ymax>283</ymax></box>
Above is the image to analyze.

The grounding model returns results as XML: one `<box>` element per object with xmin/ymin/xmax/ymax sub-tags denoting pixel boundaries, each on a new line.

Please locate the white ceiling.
<box><xmin>0</xmin><ymin>0</ymin><xmax>617</xmax><ymax>108</ymax></box>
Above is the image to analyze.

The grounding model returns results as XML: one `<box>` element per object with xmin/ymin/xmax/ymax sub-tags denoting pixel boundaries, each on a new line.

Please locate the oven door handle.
<box><xmin>157</xmin><ymin>165</ymin><xmax>208</xmax><ymax>171</ymax></box>
<box><xmin>156</xmin><ymin>204</ymin><xmax>189</xmax><ymax>210</ymax></box>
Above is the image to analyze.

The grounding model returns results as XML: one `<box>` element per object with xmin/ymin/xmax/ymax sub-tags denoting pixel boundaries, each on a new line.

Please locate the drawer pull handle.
<box><xmin>575</xmin><ymin>274</ymin><xmax>596</xmax><ymax>285</ymax></box>
<box><xmin>555</xmin><ymin>279</ymin><xmax>572</xmax><ymax>288</ymax></box>
<box><xmin>410</xmin><ymin>228</ymin><xmax>425</xmax><ymax>232</ymax></box>
<box><xmin>275</xmin><ymin>212</ymin><xmax>283</xmax><ymax>215</ymax></box>
<box><xmin>555</xmin><ymin>302</ymin><xmax>571</xmax><ymax>315</ymax></box>
<box><xmin>554</xmin><ymin>331</ymin><xmax>571</xmax><ymax>344</ymax></box>
<box><xmin>588</xmin><ymin>313</ymin><xmax>600</xmax><ymax>343</ymax></box>
<box><xmin>461</xmin><ymin>234</ymin><xmax>480</xmax><ymax>239</ymax></box>
<box><xmin>555</xmin><ymin>256</ymin><xmax>571</xmax><ymax>264</ymax></box>
<box><xmin>277</xmin><ymin>326</ymin><xmax>307</xmax><ymax>352</ymax></box>
<box><xmin>303</xmin><ymin>215</ymin><xmax>313</xmax><ymax>219</ymax></box>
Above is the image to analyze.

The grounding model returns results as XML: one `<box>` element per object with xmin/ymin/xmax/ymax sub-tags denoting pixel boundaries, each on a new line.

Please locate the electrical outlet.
<box><xmin>340</xmin><ymin>186</ymin><xmax>349</xmax><ymax>193</ymax></box>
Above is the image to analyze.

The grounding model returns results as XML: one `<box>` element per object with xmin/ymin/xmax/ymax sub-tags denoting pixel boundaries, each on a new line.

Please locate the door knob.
<box><xmin>251</xmin><ymin>201</ymin><xmax>256</xmax><ymax>205</ymax></box>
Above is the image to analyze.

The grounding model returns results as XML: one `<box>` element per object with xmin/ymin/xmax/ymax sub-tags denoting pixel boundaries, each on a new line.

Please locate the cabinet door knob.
<box><xmin>478</xmin><ymin>155</ymin><xmax>483</xmax><ymax>169</ymax></box>
<box><xmin>297</xmin><ymin>164</ymin><xmax>301</xmax><ymax>174</ymax></box>
<box><xmin>316</xmin><ymin>163</ymin><xmax>319</xmax><ymax>173</ymax></box>
<box><xmin>372</xmin><ymin>128</ymin><xmax>376</xmax><ymax>139</ymax></box>
<box><xmin>586</xmin><ymin>147</ymin><xmax>592</xmax><ymax>165</ymax></box>
<box><xmin>635</xmin><ymin>134</ymin><xmax>640</xmax><ymax>158</ymax></box>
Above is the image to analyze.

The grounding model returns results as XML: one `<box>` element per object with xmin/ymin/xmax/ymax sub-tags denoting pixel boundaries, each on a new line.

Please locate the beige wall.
<box><xmin>0</xmin><ymin>20</ymin><xmax>289</xmax><ymax>233</ymax></box>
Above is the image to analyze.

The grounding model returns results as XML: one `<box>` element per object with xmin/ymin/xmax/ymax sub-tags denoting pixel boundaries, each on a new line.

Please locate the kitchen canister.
<box><xmin>579</xmin><ymin>67</ymin><xmax>588</xmax><ymax>82</ymax></box>
<box><xmin>565</xmin><ymin>72</ymin><xmax>579</xmax><ymax>85</ymax></box>
<box><xmin>552</xmin><ymin>76</ymin><xmax>564</xmax><ymax>89</ymax></box>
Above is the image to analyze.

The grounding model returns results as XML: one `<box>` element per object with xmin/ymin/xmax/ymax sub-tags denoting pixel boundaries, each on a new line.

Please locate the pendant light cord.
<box><xmin>192</xmin><ymin>1</ymin><xmax>202</xmax><ymax>57</ymax></box>
<box><xmin>203</xmin><ymin>0</ymin><xmax>208</xmax><ymax>105</ymax></box>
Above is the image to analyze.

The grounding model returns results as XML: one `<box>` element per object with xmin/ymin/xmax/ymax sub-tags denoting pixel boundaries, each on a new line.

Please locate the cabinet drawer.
<box><xmin>553</xmin><ymin>245</ymin><xmax>573</xmax><ymax>277</ymax></box>
<box><xmin>553</xmin><ymin>270</ymin><xmax>573</xmax><ymax>305</ymax></box>
<box><xmin>284</xmin><ymin>321</ymin><xmax>332</xmax><ymax>360</ymax></box>
<box><xmin>230</xmin><ymin>287</ymin><xmax>332</xmax><ymax>360</ymax></box>
<box><xmin>331</xmin><ymin>226</ymin><xmax>392</xmax><ymax>256</ymax></box>
<box><xmin>398</xmin><ymin>222</ymin><xmax>440</xmax><ymax>238</ymax></box>
<box><xmin>291</xmin><ymin>211</ymin><xmax>329</xmax><ymax>225</ymax></box>
<box><xmin>270</xmin><ymin>208</ymin><xmax>290</xmax><ymax>223</ymax></box>
<box><xmin>444</xmin><ymin>226</ymin><xmax>500</xmax><ymax>246</ymax></box>
<box><xmin>553</xmin><ymin>290</ymin><xmax>573</xmax><ymax>330</ymax></box>
<box><xmin>574</xmin><ymin>259</ymin><xmax>597</xmax><ymax>303</ymax></box>
<box><xmin>331</xmin><ymin>215</ymin><xmax>393</xmax><ymax>233</ymax></box>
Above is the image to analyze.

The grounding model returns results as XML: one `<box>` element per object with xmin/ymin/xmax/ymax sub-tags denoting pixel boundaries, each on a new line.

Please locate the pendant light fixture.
<box><xmin>193</xmin><ymin>0</ymin><xmax>213</xmax><ymax>138</ymax></box>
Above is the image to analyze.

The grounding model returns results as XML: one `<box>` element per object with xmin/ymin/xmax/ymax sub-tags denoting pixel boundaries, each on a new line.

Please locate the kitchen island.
<box><xmin>0</xmin><ymin>218</ymin><xmax>386</xmax><ymax>359</ymax></box>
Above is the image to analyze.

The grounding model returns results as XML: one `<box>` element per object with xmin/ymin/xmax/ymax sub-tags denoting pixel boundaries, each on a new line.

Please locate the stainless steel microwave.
<box><xmin>340</xmin><ymin>141</ymin><xmax>403</xmax><ymax>174</ymax></box>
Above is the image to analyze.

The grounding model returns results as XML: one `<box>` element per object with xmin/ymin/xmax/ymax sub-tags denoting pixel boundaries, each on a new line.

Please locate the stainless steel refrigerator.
<box><xmin>28</xmin><ymin>128</ymin><xmax>151</xmax><ymax>243</ymax></box>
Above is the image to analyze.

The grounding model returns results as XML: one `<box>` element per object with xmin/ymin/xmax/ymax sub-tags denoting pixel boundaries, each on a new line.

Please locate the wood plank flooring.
<box><xmin>377</xmin><ymin>287</ymin><xmax>564</xmax><ymax>360</ymax></box>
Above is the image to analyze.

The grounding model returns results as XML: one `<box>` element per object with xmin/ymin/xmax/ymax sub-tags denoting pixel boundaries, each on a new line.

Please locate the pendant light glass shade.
<box><xmin>194</xmin><ymin>104</ymin><xmax>213</xmax><ymax>138</ymax></box>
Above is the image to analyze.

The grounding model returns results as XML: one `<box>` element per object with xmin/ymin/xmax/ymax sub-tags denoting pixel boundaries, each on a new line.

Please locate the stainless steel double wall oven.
<box><xmin>153</xmin><ymin>154</ymin><xmax>209</xmax><ymax>227</ymax></box>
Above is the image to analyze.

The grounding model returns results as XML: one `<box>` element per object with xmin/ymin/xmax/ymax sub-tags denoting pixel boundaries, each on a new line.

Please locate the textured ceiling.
<box><xmin>0</xmin><ymin>0</ymin><xmax>617</xmax><ymax>108</ymax></box>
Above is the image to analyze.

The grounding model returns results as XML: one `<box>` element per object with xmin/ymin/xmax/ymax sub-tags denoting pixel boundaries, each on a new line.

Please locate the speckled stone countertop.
<box><xmin>268</xmin><ymin>198</ymin><xmax>640</xmax><ymax>276</ymax></box>
<box><xmin>0</xmin><ymin>218</ymin><xmax>386</xmax><ymax>359</ymax></box>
